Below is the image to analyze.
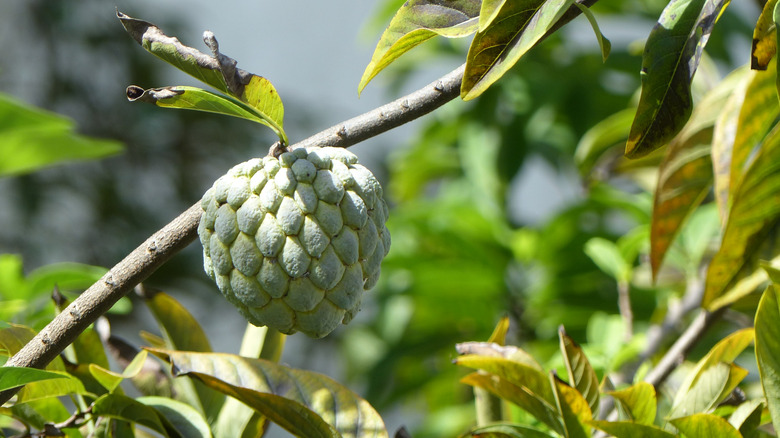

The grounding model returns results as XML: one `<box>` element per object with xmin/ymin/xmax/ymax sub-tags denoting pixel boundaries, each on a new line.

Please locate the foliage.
<box><xmin>5</xmin><ymin>1</ymin><xmax>780</xmax><ymax>438</ymax></box>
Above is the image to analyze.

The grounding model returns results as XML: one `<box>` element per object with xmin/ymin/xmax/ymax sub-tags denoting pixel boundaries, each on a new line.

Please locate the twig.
<box><xmin>0</xmin><ymin>0</ymin><xmax>599</xmax><ymax>406</ymax></box>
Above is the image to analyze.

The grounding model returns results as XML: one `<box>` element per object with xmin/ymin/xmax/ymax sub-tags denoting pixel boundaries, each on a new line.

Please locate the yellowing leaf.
<box><xmin>671</xmin><ymin>413</ymin><xmax>742</xmax><ymax>438</ymax></box>
<box><xmin>589</xmin><ymin>420</ymin><xmax>676</xmax><ymax>438</ymax></box>
<box><xmin>607</xmin><ymin>382</ymin><xmax>657</xmax><ymax>425</ymax></box>
<box><xmin>752</xmin><ymin>0</ymin><xmax>779</xmax><ymax>69</ymax></box>
<box><xmin>559</xmin><ymin>327</ymin><xmax>599</xmax><ymax>416</ymax></box>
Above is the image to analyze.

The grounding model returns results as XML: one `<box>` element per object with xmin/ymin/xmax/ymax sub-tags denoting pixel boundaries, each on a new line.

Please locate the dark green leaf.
<box><xmin>574</xmin><ymin>108</ymin><xmax>634</xmax><ymax>177</ymax></box>
<box><xmin>462</xmin><ymin>0</ymin><xmax>573</xmax><ymax>100</ymax></box>
<box><xmin>126</xmin><ymin>85</ymin><xmax>286</xmax><ymax>143</ymax></box>
<box><xmin>0</xmin><ymin>93</ymin><xmax>122</xmax><ymax>178</ymax></box>
<box><xmin>359</xmin><ymin>0</ymin><xmax>480</xmax><ymax>94</ymax></box>
<box><xmin>137</xmin><ymin>396</ymin><xmax>212</xmax><ymax>438</ymax></box>
<box><xmin>752</xmin><ymin>0</ymin><xmax>778</xmax><ymax>69</ymax></box>
<box><xmin>148</xmin><ymin>348</ymin><xmax>387</xmax><ymax>438</ymax></box>
<box><xmin>0</xmin><ymin>368</ymin><xmax>70</xmax><ymax>392</ymax></box>
<box><xmin>607</xmin><ymin>382</ymin><xmax>656</xmax><ymax>425</ymax></box>
<box><xmin>671</xmin><ymin>413</ymin><xmax>742</xmax><ymax>438</ymax></box>
<box><xmin>589</xmin><ymin>420</ymin><xmax>676</xmax><ymax>438</ymax></box>
<box><xmin>92</xmin><ymin>393</ymin><xmax>180</xmax><ymax>438</ymax></box>
<box><xmin>755</xmin><ymin>285</ymin><xmax>780</xmax><ymax>434</ymax></box>
<box><xmin>624</xmin><ymin>0</ymin><xmax>730</xmax><ymax>158</ymax></box>
<box><xmin>558</xmin><ymin>327</ymin><xmax>599</xmax><ymax>417</ymax></box>
<box><xmin>703</xmin><ymin>119</ymin><xmax>780</xmax><ymax>308</ymax></box>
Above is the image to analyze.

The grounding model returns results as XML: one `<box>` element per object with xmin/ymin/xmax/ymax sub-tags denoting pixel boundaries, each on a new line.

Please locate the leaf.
<box><xmin>0</xmin><ymin>93</ymin><xmax>123</xmax><ymax>178</ymax></box>
<box><xmin>468</xmin><ymin>422</ymin><xmax>556</xmax><ymax>438</ymax></box>
<box><xmin>558</xmin><ymin>327</ymin><xmax>599</xmax><ymax>417</ymax></box>
<box><xmin>589</xmin><ymin>420</ymin><xmax>676</xmax><ymax>438</ymax></box>
<box><xmin>607</xmin><ymin>382</ymin><xmax>656</xmax><ymax>425</ymax></box>
<box><xmin>728</xmin><ymin>399</ymin><xmax>764</xmax><ymax>436</ymax></box>
<box><xmin>137</xmin><ymin>396</ymin><xmax>212</xmax><ymax>438</ymax></box>
<box><xmin>462</xmin><ymin>0</ymin><xmax>574</xmax><ymax>100</ymax></box>
<box><xmin>117</xmin><ymin>12</ymin><xmax>287</xmax><ymax>144</ymax></box>
<box><xmin>671</xmin><ymin>413</ymin><xmax>742</xmax><ymax>438</ymax></box>
<box><xmin>624</xmin><ymin>0</ymin><xmax>730</xmax><ymax>158</ymax></box>
<box><xmin>139</xmin><ymin>288</ymin><xmax>223</xmax><ymax>423</ymax></box>
<box><xmin>584</xmin><ymin>237</ymin><xmax>631</xmax><ymax>282</ymax></box>
<box><xmin>455</xmin><ymin>356</ymin><xmax>556</xmax><ymax>405</ymax></box>
<box><xmin>668</xmin><ymin>362</ymin><xmax>747</xmax><ymax>420</ymax></box>
<box><xmin>672</xmin><ymin>328</ymin><xmax>754</xmax><ymax>406</ymax></box>
<box><xmin>16</xmin><ymin>373</ymin><xmax>88</xmax><ymax>403</ymax></box>
<box><xmin>358</xmin><ymin>0</ymin><xmax>480</xmax><ymax>94</ymax></box>
<box><xmin>574</xmin><ymin>108</ymin><xmax>635</xmax><ymax>177</ymax></box>
<box><xmin>455</xmin><ymin>342</ymin><xmax>544</xmax><ymax>371</ymax></box>
<box><xmin>479</xmin><ymin>0</ymin><xmax>507</xmax><ymax>31</ymax></box>
<box><xmin>126</xmin><ymin>85</ymin><xmax>286</xmax><ymax>143</ymax></box>
<box><xmin>551</xmin><ymin>375</ymin><xmax>591</xmax><ymax>438</ymax></box>
<box><xmin>752</xmin><ymin>0</ymin><xmax>779</xmax><ymax>69</ymax></box>
<box><xmin>92</xmin><ymin>392</ymin><xmax>180</xmax><ymax>438</ymax></box>
<box><xmin>487</xmin><ymin>317</ymin><xmax>510</xmax><ymax>345</ymax></box>
<box><xmin>703</xmin><ymin>120</ymin><xmax>780</xmax><ymax>308</ymax></box>
<box><xmin>755</xmin><ymin>285</ymin><xmax>780</xmax><ymax>434</ymax></box>
<box><xmin>147</xmin><ymin>348</ymin><xmax>388</xmax><ymax>438</ymax></box>
<box><xmin>649</xmin><ymin>67</ymin><xmax>744</xmax><ymax>276</ymax></box>
<box><xmin>461</xmin><ymin>372</ymin><xmax>564</xmax><ymax>435</ymax></box>
<box><xmin>90</xmin><ymin>350</ymin><xmax>148</xmax><ymax>393</ymax></box>
<box><xmin>574</xmin><ymin>3</ymin><xmax>611</xmax><ymax>62</ymax></box>
<box><xmin>0</xmin><ymin>368</ymin><xmax>71</xmax><ymax>392</ymax></box>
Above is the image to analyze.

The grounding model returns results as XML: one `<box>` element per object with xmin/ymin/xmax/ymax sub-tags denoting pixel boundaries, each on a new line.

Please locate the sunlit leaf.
<box><xmin>118</xmin><ymin>12</ymin><xmax>287</xmax><ymax>144</ymax></box>
<box><xmin>671</xmin><ymin>413</ymin><xmax>742</xmax><ymax>438</ymax></box>
<box><xmin>455</xmin><ymin>356</ymin><xmax>556</xmax><ymax>405</ymax></box>
<box><xmin>462</xmin><ymin>0</ymin><xmax>574</xmax><ymax>100</ymax></box>
<box><xmin>727</xmin><ymin>399</ymin><xmax>763</xmax><ymax>436</ymax></box>
<box><xmin>672</xmin><ymin>328</ymin><xmax>754</xmax><ymax>406</ymax></box>
<box><xmin>148</xmin><ymin>348</ymin><xmax>387</xmax><ymax>438</ymax></box>
<box><xmin>487</xmin><ymin>317</ymin><xmax>510</xmax><ymax>345</ymax></box>
<box><xmin>138</xmin><ymin>396</ymin><xmax>212</xmax><ymax>438</ymax></box>
<box><xmin>551</xmin><ymin>375</ymin><xmax>591</xmax><ymax>438</ymax></box>
<box><xmin>703</xmin><ymin>120</ymin><xmax>780</xmax><ymax>308</ymax></box>
<box><xmin>625</xmin><ymin>0</ymin><xmax>730</xmax><ymax>158</ymax></box>
<box><xmin>752</xmin><ymin>0</ymin><xmax>779</xmax><ymax>69</ymax></box>
<box><xmin>584</xmin><ymin>237</ymin><xmax>631</xmax><ymax>282</ymax></box>
<box><xmin>589</xmin><ymin>420</ymin><xmax>676</xmax><ymax>438</ymax></box>
<box><xmin>92</xmin><ymin>393</ymin><xmax>180</xmax><ymax>438</ymax></box>
<box><xmin>16</xmin><ymin>373</ymin><xmax>88</xmax><ymax>403</ymax></box>
<box><xmin>0</xmin><ymin>368</ymin><xmax>70</xmax><ymax>392</ymax></box>
<box><xmin>90</xmin><ymin>350</ymin><xmax>149</xmax><ymax>393</ymax></box>
<box><xmin>126</xmin><ymin>85</ymin><xmax>286</xmax><ymax>143</ymax></box>
<box><xmin>455</xmin><ymin>342</ymin><xmax>544</xmax><ymax>371</ymax></box>
<box><xmin>755</xmin><ymin>284</ymin><xmax>780</xmax><ymax>434</ymax></box>
<box><xmin>358</xmin><ymin>0</ymin><xmax>480</xmax><ymax>93</ymax></box>
<box><xmin>649</xmin><ymin>67</ymin><xmax>744</xmax><ymax>276</ymax></box>
<box><xmin>607</xmin><ymin>382</ymin><xmax>656</xmax><ymax>425</ymax></box>
<box><xmin>467</xmin><ymin>422</ymin><xmax>556</xmax><ymax>438</ymax></box>
<box><xmin>479</xmin><ymin>0</ymin><xmax>507</xmax><ymax>31</ymax></box>
<box><xmin>669</xmin><ymin>362</ymin><xmax>747</xmax><ymax>420</ymax></box>
<box><xmin>461</xmin><ymin>372</ymin><xmax>564</xmax><ymax>435</ymax></box>
<box><xmin>558</xmin><ymin>327</ymin><xmax>599</xmax><ymax>416</ymax></box>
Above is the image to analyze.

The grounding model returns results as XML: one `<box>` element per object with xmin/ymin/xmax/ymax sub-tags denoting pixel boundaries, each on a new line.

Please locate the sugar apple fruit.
<box><xmin>198</xmin><ymin>146</ymin><xmax>390</xmax><ymax>338</ymax></box>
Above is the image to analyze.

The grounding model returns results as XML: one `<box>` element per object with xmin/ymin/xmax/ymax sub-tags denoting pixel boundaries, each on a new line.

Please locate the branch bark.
<box><xmin>0</xmin><ymin>0</ymin><xmax>598</xmax><ymax>405</ymax></box>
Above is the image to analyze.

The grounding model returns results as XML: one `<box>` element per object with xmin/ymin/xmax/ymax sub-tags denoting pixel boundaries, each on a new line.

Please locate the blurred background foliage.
<box><xmin>0</xmin><ymin>0</ymin><xmax>763</xmax><ymax>436</ymax></box>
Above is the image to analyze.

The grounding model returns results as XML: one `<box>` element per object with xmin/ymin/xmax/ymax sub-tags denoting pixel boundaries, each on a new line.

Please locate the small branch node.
<box><xmin>337</xmin><ymin>126</ymin><xmax>348</xmax><ymax>138</ymax></box>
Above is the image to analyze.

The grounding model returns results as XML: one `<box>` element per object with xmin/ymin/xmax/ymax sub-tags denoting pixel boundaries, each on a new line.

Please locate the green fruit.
<box><xmin>198</xmin><ymin>147</ymin><xmax>391</xmax><ymax>337</ymax></box>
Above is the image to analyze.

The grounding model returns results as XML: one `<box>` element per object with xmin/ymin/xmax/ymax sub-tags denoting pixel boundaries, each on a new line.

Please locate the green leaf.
<box><xmin>584</xmin><ymin>237</ymin><xmax>631</xmax><ymax>283</ymax></box>
<box><xmin>92</xmin><ymin>393</ymin><xmax>180</xmax><ymax>438</ymax></box>
<box><xmin>551</xmin><ymin>375</ymin><xmax>591</xmax><ymax>438</ymax></box>
<box><xmin>703</xmin><ymin>119</ymin><xmax>780</xmax><ymax>308</ymax></box>
<box><xmin>574</xmin><ymin>3</ymin><xmax>611</xmax><ymax>62</ymax></box>
<box><xmin>607</xmin><ymin>382</ymin><xmax>657</xmax><ymax>425</ymax></box>
<box><xmin>126</xmin><ymin>85</ymin><xmax>286</xmax><ymax>144</ymax></box>
<box><xmin>16</xmin><ymin>373</ymin><xmax>88</xmax><ymax>403</ymax></box>
<box><xmin>487</xmin><ymin>317</ymin><xmax>510</xmax><ymax>346</ymax></box>
<box><xmin>137</xmin><ymin>396</ymin><xmax>212</xmax><ymax>438</ymax></box>
<box><xmin>624</xmin><ymin>0</ymin><xmax>730</xmax><ymax>158</ymax></box>
<box><xmin>558</xmin><ymin>327</ymin><xmax>599</xmax><ymax>417</ymax></box>
<box><xmin>755</xmin><ymin>285</ymin><xmax>780</xmax><ymax>434</ymax></box>
<box><xmin>728</xmin><ymin>399</ymin><xmax>764</xmax><ymax>436</ymax></box>
<box><xmin>671</xmin><ymin>413</ymin><xmax>742</xmax><ymax>438</ymax></box>
<box><xmin>478</xmin><ymin>0</ymin><xmax>507</xmax><ymax>31</ymax></box>
<box><xmin>589</xmin><ymin>420</ymin><xmax>676</xmax><ymax>438</ymax></box>
<box><xmin>649</xmin><ymin>67</ymin><xmax>744</xmax><ymax>276</ymax></box>
<box><xmin>455</xmin><ymin>356</ymin><xmax>556</xmax><ymax>406</ymax></box>
<box><xmin>668</xmin><ymin>362</ymin><xmax>747</xmax><ymax>420</ymax></box>
<box><xmin>358</xmin><ymin>0</ymin><xmax>479</xmax><ymax>94</ymax></box>
<box><xmin>752</xmin><ymin>0</ymin><xmax>778</xmax><ymax>69</ymax></box>
<box><xmin>148</xmin><ymin>348</ymin><xmax>387</xmax><ymax>438</ymax></box>
<box><xmin>0</xmin><ymin>93</ymin><xmax>123</xmax><ymax>178</ymax></box>
<box><xmin>461</xmin><ymin>372</ymin><xmax>564</xmax><ymax>435</ymax></box>
<box><xmin>574</xmin><ymin>108</ymin><xmax>635</xmax><ymax>177</ymax></box>
<box><xmin>89</xmin><ymin>350</ymin><xmax>149</xmax><ymax>393</ymax></box>
<box><xmin>140</xmin><ymin>289</ymin><xmax>223</xmax><ymax>423</ymax></box>
<box><xmin>468</xmin><ymin>422</ymin><xmax>557</xmax><ymax>438</ymax></box>
<box><xmin>455</xmin><ymin>342</ymin><xmax>544</xmax><ymax>371</ymax></box>
<box><xmin>462</xmin><ymin>0</ymin><xmax>574</xmax><ymax>100</ymax></box>
<box><xmin>672</xmin><ymin>328</ymin><xmax>754</xmax><ymax>406</ymax></box>
<box><xmin>0</xmin><ymin>367</ymin><xmax>71</xmax><ymax>392</ymax></box>
<box><xmin>118</xmin><ymin>12</ymin><xmax>287</xmax><ymax>144</ymax></box>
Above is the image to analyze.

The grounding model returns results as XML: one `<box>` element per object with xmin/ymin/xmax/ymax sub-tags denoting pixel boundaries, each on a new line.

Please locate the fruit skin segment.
<box><xmin>198</xmin><ymin>147</ymin><xmax>391</xmax><ymax>338</ymax></box>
